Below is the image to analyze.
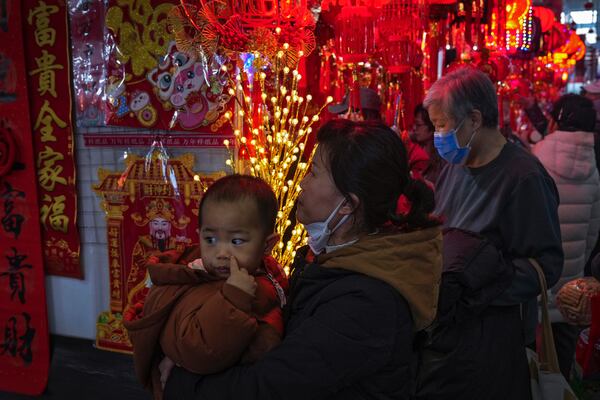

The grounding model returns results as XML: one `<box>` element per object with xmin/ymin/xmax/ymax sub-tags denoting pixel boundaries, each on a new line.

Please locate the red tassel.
<box><xmin>350</xmin><ymin>79</ymin><xmax>361</xmax><ymax>111</ymax></box>
<box><xmin>396</xmin><ymin>194</ymin><xmax>412</xmax><ymax>215</ymax></box>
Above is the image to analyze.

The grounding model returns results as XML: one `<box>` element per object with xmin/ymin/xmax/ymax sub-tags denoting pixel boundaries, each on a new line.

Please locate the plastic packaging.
<box><xmin>69</xmin><ymin>0</ymin><xmax>107</xmax><ymax>127</ymax></box>
<box><xmin>102</xmin><ymin>0</ymin><xmax>233</xmax><ymax>131</ymax></box>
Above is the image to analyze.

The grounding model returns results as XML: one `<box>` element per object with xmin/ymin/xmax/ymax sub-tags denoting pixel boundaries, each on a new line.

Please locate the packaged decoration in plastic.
<box><xmin>69</xmin><ymin>0</ymin><xmax>107</xmax><ymax>127</ymax></box>
<box><xmin>103</xmin><ymin>0</ymin><xmax>234</xmax><ymax>132</ymax></box>
<box><xmin>556</xmin><ymin>277</ymin><xmax>600</xmax><ymax>326</ymax></box>
<box><xmin>93</xmin><ymin>142</ymin><xmax>225</xmax><ymax>352</ymax></box>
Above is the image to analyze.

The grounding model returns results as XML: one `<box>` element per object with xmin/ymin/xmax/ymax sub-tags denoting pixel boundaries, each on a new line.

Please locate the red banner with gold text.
<box><xmin>22</xmin><ymin>0</ymin><xmax>81</xmax><ymax>278</ymax></box>
<box><xmin>0</xmin><ymin>0</ymin><xmax>50</xmax><ymax>395</ymax></box>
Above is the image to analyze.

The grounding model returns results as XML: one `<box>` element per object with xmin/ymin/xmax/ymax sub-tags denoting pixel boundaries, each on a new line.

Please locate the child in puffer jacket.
<box><xmin>124</xmin><ymin>175</ymin><xmax>288</xmax><ymax>400</ymax></box>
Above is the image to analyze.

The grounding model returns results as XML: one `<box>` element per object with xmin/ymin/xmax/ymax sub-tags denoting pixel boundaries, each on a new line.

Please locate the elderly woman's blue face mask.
<box><xmin>433</xmin><ymin>119</ymin><xmax>479</xmax><ymax>164</ymax></box>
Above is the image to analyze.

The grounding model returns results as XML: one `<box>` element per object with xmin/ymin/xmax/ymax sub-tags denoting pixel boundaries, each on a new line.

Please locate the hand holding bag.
<box><xmin>527</xmin><ymin>258</ymin><xmax>578</xmax><ymax>400</ymax></box>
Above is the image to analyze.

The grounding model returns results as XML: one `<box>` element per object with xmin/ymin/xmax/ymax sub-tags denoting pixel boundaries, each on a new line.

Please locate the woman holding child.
<box><xmin>161</xmin><ymin>119</ymin><xmax>443</xmax><ymax>399</ymax></box>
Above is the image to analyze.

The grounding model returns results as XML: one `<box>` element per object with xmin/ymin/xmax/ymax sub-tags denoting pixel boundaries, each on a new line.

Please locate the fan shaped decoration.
<box><xmin>169</xmin><ymin>0</ymin><xmax>316</xmax><ymax>67</ymax></box>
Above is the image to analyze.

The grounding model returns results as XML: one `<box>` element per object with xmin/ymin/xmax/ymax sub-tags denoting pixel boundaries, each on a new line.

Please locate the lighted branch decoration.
<box><xmin>172</xmin><ymin>0</ymin><xmax>327</xmax><ymax>270</ymax></box>
<box><xmin>222</xmin><ymin>56</ymin><xmax>333</xmax><ymax>270</ymax></box>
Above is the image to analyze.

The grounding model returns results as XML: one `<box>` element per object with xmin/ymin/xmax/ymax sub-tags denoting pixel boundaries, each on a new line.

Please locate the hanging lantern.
<box><xmin>554</xmin><ymin>30</ymin><xmax>586</xmax><ymax>64</ymax></box>
<box><xmin>546</xmin><ymin>22</ymin><xmax>570</xmax><ymax>52</ymax></box>
<box><xmin>533</xmin><ymin>6</ymin><xmax>555</xmax><ymax>33</ymax></box>
<box><xmin>377</xmin><ymin>0</ymin><xmax>428</xmax><ymax>73</ymax></box>
<box><xmin>334</xmin><ymin>6</ymin><xmax>376</xmax><ymax>64</ymax></box>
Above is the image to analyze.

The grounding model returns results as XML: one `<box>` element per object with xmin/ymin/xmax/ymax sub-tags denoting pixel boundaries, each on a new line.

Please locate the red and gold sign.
<box><xmin>93</xmin><ymin>151</ymin><xmax>224</xmax><ymax>353</ymax></box>
<box><xmin>0</xmin><ymin>2</ymin><xmax>49</xmax><ymax>395</ymax></box>
<box><xmin>23</xmin><ymin>0</ymin><xmax>81</xmax><ymax>278</ymax></box>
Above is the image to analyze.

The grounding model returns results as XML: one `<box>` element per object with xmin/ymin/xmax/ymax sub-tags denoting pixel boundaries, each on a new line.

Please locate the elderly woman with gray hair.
<box><xmin>415</xmin><ymin>67</ymin><xmax>564</xmax><ymax>399</ymax></box>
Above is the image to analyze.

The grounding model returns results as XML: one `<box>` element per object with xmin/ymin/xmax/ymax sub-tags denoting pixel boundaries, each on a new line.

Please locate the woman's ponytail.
<box><xmin>389</xmin><ymin>176</ymin><xmax>440</xmax><ymax>231</ymax></box>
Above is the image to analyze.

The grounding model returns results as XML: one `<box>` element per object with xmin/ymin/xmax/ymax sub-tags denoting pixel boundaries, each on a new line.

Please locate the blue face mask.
<box><xmin>433</xmin><ymin>120</ymin><xmax>478</xmax><ymax>164</ymax></box>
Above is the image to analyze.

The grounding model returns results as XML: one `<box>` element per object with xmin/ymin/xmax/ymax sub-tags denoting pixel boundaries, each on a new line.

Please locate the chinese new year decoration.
<box><xmin>0</xmin><ymin>2</ymin><xmax>49</xmax><ymax>395</ymax></box>
<box><xmin>94</xmin><ymin>151</ymin><xmax>224</xmax><ymax>353</ymax></box>
<box><xmin>23</xmin><ymin>0</ymin><xmax>82</xmax><ymax>279</ymax></box>
<box><xmin>223</xmin><ymin>64</ymin><xmax>333</xmax><ymax>270</ymax></box>
<box><xmin>170</xmin><ymin>0</ymin><xmax>317</xmax><ymax>67</ymax></box>
<box><xmin>104</xmin><ymin>0</ymin><xmax>235</xmax><ymax>131</ymax></box>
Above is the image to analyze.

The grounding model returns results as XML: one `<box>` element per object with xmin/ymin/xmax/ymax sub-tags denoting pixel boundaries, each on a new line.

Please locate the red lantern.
<box><xmin>334</xmin><ymin>6</ymin><xmax>376</xmax><ymax>64</ymax></box>
<box><xmin>562</xmin><ymin>31</ymin><xmax>586</xmax><ymax>61</ymax></box>
<box><xmin>546</xmin><ymin>22</ymin><xmax>570</xmax><ymax>52</ymax></box>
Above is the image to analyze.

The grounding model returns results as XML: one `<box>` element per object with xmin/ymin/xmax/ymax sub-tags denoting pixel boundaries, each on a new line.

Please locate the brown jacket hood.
<box><xmin>318</xmin><ymin>226</ymin><xmax>442</xmax><ymax>330</ymax></box>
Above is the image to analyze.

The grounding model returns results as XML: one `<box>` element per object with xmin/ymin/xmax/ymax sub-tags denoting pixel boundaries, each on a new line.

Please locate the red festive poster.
<box><xmin>94</xmin><ymin>151</ymin><xmax>224</xmax><ymax>353</ymax></box>
<box><xmin>103</xmin><ymin>0</ymin><xmax>235</xmax><ymax>133</ymax></box>
<box><xmin>0</xmin><ymin>0</ymin><xmax>50</xmax><ymax>395</ymax></box>
<box><xmin>22</xmin><ymin>0</ymin><xmax>82</xmax><ymax>278</ymax></box>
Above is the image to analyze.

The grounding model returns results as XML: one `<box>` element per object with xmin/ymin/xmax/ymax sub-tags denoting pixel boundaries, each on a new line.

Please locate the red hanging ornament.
<box><xmin>173</xmin><ymin>1</ymin><xmax>316</xmax><ymax>65</ymax></box>
<box><xmin>376</xmin><ymin>0</ymin><xmax>428</xmax><ymax>73</ymax></box>
<box><xmin>533</xmin><ymin>6</ymin><xmax>555</xmax><ymax>33</ymax></box>
<box><xmin>334</xmin><ymin>6</ymin><xmax>376</xmax><ymax>64</ymax></box>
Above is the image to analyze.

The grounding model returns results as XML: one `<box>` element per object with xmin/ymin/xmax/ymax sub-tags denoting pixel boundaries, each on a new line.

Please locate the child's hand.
<box><xmin>187</xmin><ymin>258</ymin><xmax>206</xmax><ymax>271</ymax></box>
<box><xmin>226</xmin><ymin>256</ymin><xmax>257</xmax><ymax>296</ymax></box>
<box><xmin>159</xmin><ymin>356</ymin><xmax>177</xmax><ymax>389</ymax></box>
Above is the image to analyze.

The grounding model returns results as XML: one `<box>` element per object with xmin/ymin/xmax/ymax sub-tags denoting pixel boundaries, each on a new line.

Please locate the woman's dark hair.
<box><xmin>316</xmin><ymin>119</ymin><xmax>439</xmax><ymax>232</ymax></box>
<box><xmin>550</xmin><ymin>94</ymin><xmax>596</xmax><ymax>132</ymax></box>
<box><xmin>199</xmin><ymin>174</ymin><xmax>278</xmax><ymax>233</ymax></box>
<box><xmin>414</xmin><ymin>103</ymin><xmax>435</xmax><ymax>133</ymax></box>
